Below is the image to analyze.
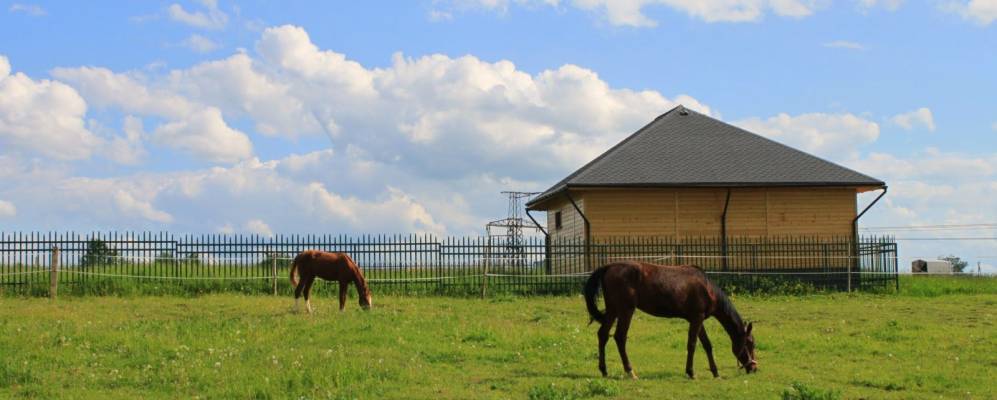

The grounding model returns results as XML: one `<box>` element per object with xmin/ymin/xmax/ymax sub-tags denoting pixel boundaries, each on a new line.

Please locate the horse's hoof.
<box><xmin>686</xmin><ymin>372</ymin><xmax>695</xmax><ymax>380</ymax></box>
<box><xmin>627</xmin><ymin>371</ymin><xmax>638</xmax><ymax>380</ymax></box>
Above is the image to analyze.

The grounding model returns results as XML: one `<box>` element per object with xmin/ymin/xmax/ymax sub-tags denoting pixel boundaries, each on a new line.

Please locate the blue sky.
<box><xmin>1</xmin><ymin>1</ymin><xmax>995</xmax><ymax>271</ymax></box>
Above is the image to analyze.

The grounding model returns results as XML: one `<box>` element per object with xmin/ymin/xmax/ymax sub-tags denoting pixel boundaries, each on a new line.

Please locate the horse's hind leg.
<box><xmin>614</xmin><ymin>308</ymin><xmax>637</xmax><ymax>379</ymax></box>
<box><xmin>597</xmin><ymin>314</ymin><xmax>616</xmax><ymax>377</ymax></box>
<box><xmin>303</xmin><ymin>277</ymin><xmax>316</xmax><ymax>314</ymax></box>
<box><xmin>293</xmin><ymin>278</ymin><xmax>306</xmax><ymax>312</ymax></box>
<box><xmin>698</xmin><ymin>326</ymin><xmax>719</xmax><ymax>378</ymax></box>
<box><xmin>685</xmin><ymin>316</ymin><xmax>704</xmax><ymax>379</ymax></box>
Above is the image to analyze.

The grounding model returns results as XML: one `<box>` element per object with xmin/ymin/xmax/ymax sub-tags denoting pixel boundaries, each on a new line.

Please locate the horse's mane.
<box><xmin>705</xmin><ymin>275</ymin><xmax>744</xmax><ymax>330</ymax></box>
<box><xmin>346</xmin><ymin>255</ymin><xmax>370</xmax><ymax>295</ymax></box>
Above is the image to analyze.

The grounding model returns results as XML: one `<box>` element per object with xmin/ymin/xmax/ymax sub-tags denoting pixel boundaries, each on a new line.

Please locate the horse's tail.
<box><xmin>289</xmin><ymin>255</ymin><xmax>299</xmax><ymax>287</ymax></box>
<box><xmin>584</xmin><ymin>265</ymin><xmax>610</xmax><ymax>325</ymax></box>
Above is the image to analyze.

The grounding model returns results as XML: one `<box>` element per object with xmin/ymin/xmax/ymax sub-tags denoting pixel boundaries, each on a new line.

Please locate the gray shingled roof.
<box><xmin>527</xmin><ymin>105</ymin><xmax>885</xmax><ymax>209</ymax></box>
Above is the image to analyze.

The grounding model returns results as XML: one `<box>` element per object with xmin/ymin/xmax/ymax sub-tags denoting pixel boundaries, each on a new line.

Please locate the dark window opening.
<box><xmin>555</xmin><ymin>211</ymin><xmax>562</xmax><ymax>230</ymax></box>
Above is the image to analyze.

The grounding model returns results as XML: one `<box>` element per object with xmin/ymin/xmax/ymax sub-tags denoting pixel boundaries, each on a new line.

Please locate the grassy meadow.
<box><xmin>0</xmin><ymin>276</ymin><xmax>994</xmax><ymax>399</ymax></box>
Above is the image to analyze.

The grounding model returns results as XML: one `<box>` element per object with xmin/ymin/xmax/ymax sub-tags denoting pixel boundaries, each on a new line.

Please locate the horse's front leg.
<box><xmin>685</xmin><ymin>316</ymin><xmax>704</xmax><ymax>379</ymax></box>
<box><xmin>338</xmin><ymin>281</ymin><xmax>348</xmax><ymax>311</ymax></box>
<box><xmin>698</xmin><ymin>326</ymin><xmax>719</xmax><ymax>378</ymax></box>
<box><xmin>614</xmin><ymin>309</ymin><xmax>637</xmax><ymax>379</ymax></box>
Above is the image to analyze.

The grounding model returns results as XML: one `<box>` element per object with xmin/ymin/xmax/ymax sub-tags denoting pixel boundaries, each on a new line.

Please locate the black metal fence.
<box><xmin>0</xmin><ymin>232</ymin><xmax>897</xmax><ymax>296</ymax></box>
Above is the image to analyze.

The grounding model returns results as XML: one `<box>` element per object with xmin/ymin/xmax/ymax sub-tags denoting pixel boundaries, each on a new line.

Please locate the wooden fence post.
<box><xmin>50</xmin><ymin>246</ymin><xmax>59</xmax><ymax>299</ymax></box>
<box><xmin>271</xmin><ymin>253</ymin><xmax>278</xmax><ymax>296</ymax></box>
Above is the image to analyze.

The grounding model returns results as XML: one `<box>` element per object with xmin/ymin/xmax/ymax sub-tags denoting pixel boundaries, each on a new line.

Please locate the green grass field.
<box><xmin>1</xmin><ymin>276</ymin><xmax>994</xmax><ymax>399</ymax></box>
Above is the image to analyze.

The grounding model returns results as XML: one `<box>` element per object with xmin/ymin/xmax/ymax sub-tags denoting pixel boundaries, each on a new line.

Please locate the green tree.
<box><xmin>938</xmin><ymin>255</ymin><xmax>968</xmax><ymax>273</ymax></box>
<box><xmin>81</xmin><ymin>239</ymin><xmax>119</xmax><ymax>267</ymax></box>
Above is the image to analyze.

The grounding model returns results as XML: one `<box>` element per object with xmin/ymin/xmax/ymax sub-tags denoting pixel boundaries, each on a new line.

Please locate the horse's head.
<box><xmin>733</xmin><ymin>322</ymin><xmax>758</xmax><ymax>373</ymax></box>
<box><xmin>359</xmin><ymin>288</ymin><xmax>372</xmax><ymax>310</ymax></box>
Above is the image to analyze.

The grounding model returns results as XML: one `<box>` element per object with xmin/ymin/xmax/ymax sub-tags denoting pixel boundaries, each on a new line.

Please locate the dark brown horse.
<box><xmin>584</xmin><ymin>261</ymin><xmax>757</xmax><ymax>379</ymax></box>
<box><xmin>289</xmin><ymin>250</ymin><xmax>372</xmax><ymax>313</ymax></box>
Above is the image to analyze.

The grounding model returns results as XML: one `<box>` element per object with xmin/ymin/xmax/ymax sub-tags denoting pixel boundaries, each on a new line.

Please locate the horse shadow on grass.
<box><xmin>516</xmin><ymin>369</ymin><xmax>687</xmax><ymax>381</ymax></box>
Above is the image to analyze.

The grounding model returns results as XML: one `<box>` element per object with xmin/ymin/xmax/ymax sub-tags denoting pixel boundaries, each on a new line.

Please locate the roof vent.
<box><xmin>678</xmin><ymin>106</ymin><xmax>689</xmax><ymax>116</ymax></box>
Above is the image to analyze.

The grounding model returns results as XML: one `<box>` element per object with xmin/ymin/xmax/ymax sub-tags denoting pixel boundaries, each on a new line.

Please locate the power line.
<box><xmin>894</xmin><ymin>237</ymin><xmax>997</xmax><ymax>241</ymax></box>
<box><xmin>862</xmin><ymin>223</ymin><xmax>997</xmax><ymax>231</ymax></box>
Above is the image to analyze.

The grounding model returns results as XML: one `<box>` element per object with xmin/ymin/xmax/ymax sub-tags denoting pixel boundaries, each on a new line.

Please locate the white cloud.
<box><xmin>890</xmin><ymin>107</ymin><xmax>935</xmax><ymax>131</ymax></box>
<box><xmin>103</xmin><ymin>116</ymin><xmax>148</xmax><ymax>165</ymax></box>
<box><xmin>181</xmin><ymin>34</ymin><xmax>220</xmax><ymax>53</ymax></box>
<box><xmin>51</xmin><ymin>66</ymin><xmax>195</xmax><ymax>118</ymax></box>
<box><xmin>114</xmin><ymin>190</ymin><xmax>174</xmax><ymax>223</ymax></box>
<box><xmin>858</xmin><ymin>0</ymin><xmax>904</xmax><ymax>12</ymax></box>
<box><xmin>0</xmin><ymin>200</ymin><xmax>15</xmax><ymax>218</ymax></box>
<box><xmin>850</xmin><ymin>149</ymin><xmax>997</xmax><ymax>181</ymax></box>
<box><xmin>0</xmin><ymin>55</ymin><xmax>102</xmax><ymax>160</ymax></box>
<box><xmin>8</xmin><ymin>3</ymin><xmax>46</xmax><ymax>16</ymax></box>
<box><xmin>52</xmin><ymin>65</ymin><xmax>252</xmax><ymax>164</ymax></box>
<box><xmin>574</xmin><ymin>0</ymin><xmax>819</xmax><ymax>26</ymax></box>
<box><xmin>165</xmin><ymin>52</ymin><xmax>321</xmax><ymax>137</ymax></box>
<box><xmin>735</xmin><ymin>112</ymin><xmax>880</xmax><ymax>159</ymax></box>
<box><xmin>429</xmin><ymin>10</ymin><xmax>455</xmax><ymax>21</ymax></box>
<box><xmin>244</xmin><ymin>219</ymin><xmax>273</xmax><ymax>236</ymax></box>
<box><xmin>442</xmin><ymin>0</ymin><xmax>821</xmax><ymax>26</ymax></box>
<box><xmin>823</xmin><ymin>40</ymin><xmax>866</xmax><ymax>50</ymax></box>
<box><xmin>151</xmin><ymin>108</ymin><xmax>253</xmax><ymax>164</ymax></box>
<box><xmin>943</xmin><ymin>0</ymin><xmax>997</xmax><ymax>25</ymax></box>
<box><xmin>167</xmin><ymin>0</ymin><xmax>228</xmax><ymax>29</ymax></box>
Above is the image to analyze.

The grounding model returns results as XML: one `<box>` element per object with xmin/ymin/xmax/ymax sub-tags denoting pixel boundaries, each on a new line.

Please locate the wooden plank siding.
<box><xmin>545</xmin><ymin>197</ymin><xmax>586</xmax><ymax>242</ymax></box>
<box><xmin>541</xmin><ymin>187</ymin><xmax>858</xmax><ymax>270</ymax></box>
<box><xmin>553</xmin><ymin>187</ymin><xmax>857</xmax><ymax>239</ymax></box>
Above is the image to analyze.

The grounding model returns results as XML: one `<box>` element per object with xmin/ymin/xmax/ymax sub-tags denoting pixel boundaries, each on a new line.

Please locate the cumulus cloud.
<box><xmin>56</xmin><ymin>25</ymin><xmax>703</xmax><ymax>177</ymax></box>
<box><xmin>51</xmin><ymin>66</ymin><xmax>194</xmax><ymax>118</ymax></box>
<box><xmin>858</xmin><ymin>0</ymin><xmax>904</xmax><ymax>12</ymax></box>
<box><xmin>8</xmin><ymin>3</ymin><xmax>46</xmax><ymax>16</ymax></box>
<box><xmin>167</xmin><ymin>0</ymin><xmax>228</xmax><ymax>29</ymax></box>
<box><xmin>52</xmin><ymin>65</ymin><xmax>252</xmax><ymax>163</ymax></box>
<box><xmin>823</xmin><ymin>40</ymin><xmax>866</xmax><ymax>50</ymax></box>
<box><xmin>890</xmin><ymin>107</ymin><xmax>935</xmax><ymax>131</ymax></box>
<box><xmin>181</xmin><ymin>34</ymin><xmax>220</xmax><ymax>53</ymax></box>
<box><xmin>0</xmin><ymin>149</ymin><xmax>453</xmax><ymax>233</ymax></box>
<box><xmin>0</xmin><ymin>200</ymin><xmax>15</xmax><ymax>218</ymax></box>
<box><xmin>103</xmin><ymin>116</ymin><xmax>148</xmax><ymax>165</ymax></box>
<box><xmin>114</xmin><ymin>190</ymin><xmax>174</xmax><ymax>223</ymax></box>
<box><xmin>165</xmin><ymin>52</ymin><xmax>321</xmax><ymax>137</ymax></box>
<box><xmin>0</xmin><ymin>55</ymin><xmax>102</xmax><ymax>160</ymax></box>
<box><xmin>244</xmin><ymin>219</ymin><xmax>273</xmax><ymax>236</ymax></box>
<box><xmin>943</xmin><ymin>0</ymin><xmax>997</xmax><ymax>25</ymax></box>
<box><xmin>572</xmin><ymin>0</ymin><xmax>819</xmax><ymax>26</ymax></box>
<box><xmin>151</xmin><ymin>108</ymin><xmax>253</xmax><ymax>164</ymax></box>
<box><xmin>439</xmin><ymin>0</ymin><xmax>821</xmax><ymax>26</ymax></box>
<box><xmin>735</xmin><ymin>112</ymin><xmax>880</xmax><ymax>159</ymax></box>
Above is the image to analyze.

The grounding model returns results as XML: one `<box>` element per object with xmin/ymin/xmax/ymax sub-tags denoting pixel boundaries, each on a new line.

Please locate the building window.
<box><xmin>555</xmin><ymin>211</ymin><xmax>562</xmax><ymax>230</ymax></box>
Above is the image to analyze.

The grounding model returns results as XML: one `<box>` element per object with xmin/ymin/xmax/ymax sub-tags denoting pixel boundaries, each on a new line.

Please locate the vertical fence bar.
<box><xmin>49</xmin><ymin>245</ymin><xmax>59</xmax><ymax>299</ymax></box>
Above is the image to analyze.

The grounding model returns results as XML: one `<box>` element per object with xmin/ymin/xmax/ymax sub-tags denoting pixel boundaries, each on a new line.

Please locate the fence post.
<box><xmin>271</xmin><ymin>252</ymin><xmax>278</xmax><ymax>296</ymax></box>
<box><xmin>50</xmin><ymin>246</ymin><xmax>59</xmax><ymax>299</ymax></box>
<box><xmin>481</xmin><ymin>237</ymin><xmax>490</xmax><ymax>299</ymax></box>
<box><xmin>847</xmin><ymin>241</ymin><xmax>853</xmax><ymax>292</ymax></box>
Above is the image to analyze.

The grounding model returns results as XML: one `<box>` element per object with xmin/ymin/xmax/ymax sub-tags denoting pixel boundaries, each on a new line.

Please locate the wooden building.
<box><xmin>525</xmin><ymin>105</ymin><xmax>887</xmax><ymax>244</ymax></box>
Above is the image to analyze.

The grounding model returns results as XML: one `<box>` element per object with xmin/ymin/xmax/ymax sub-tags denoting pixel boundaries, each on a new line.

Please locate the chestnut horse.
<box><xmin>289</xmin><ymin>250</ymin><xmax>372</xmax><ymax>313</ymax></box>
<box><xmin>584</xmin><ymin>261</ymin><xmax>757</xmax><ymax>379</ymax></box>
